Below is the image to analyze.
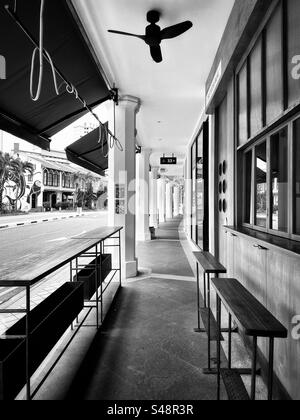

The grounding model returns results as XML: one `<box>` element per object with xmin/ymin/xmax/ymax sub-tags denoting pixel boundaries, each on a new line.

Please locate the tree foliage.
<box><xmin>0</xmin><ymin>152</ymin><xmax>34</xmax><ymax>212</ymax></box>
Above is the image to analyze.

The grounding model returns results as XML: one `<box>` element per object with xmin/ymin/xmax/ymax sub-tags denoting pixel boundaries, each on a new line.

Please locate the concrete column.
<box><xmin>136</xmin><ymin>148</ymin><xmax>151</xmax><ymax>241</ymax></box>
<box><xmin>158</xmin><ymin>177</ymin><xmax>166</xmax><ymax>224</ymax></box>
<box><xmin>149</xmin><ymin>166</ymin><xmax>159</xmax><ymax>228</ymax></box>
<box><xmin>173</xmin><ymin>185</ymin><xmax>180</xmax><ymax>217</ymax></box>
<box><xmin>108</xmin><ymin>95</ymin><xmax>141</xmax><ymax>278</ymax></box>
<box><xmin>166</xmin><ymin>182</ymin><xmax>173</xmax><ymax>219</ymax></box>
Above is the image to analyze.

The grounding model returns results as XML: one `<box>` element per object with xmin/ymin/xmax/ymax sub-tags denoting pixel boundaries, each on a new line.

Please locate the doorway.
<box><xmin>31</xmin><ymin>194</ymin><xmax>37</xmax><ymax>209</ymax></box>
<box><xmin>51</xmin><ymin>194</ymin><xmax>57</xmax><ymax>209</ymax></box>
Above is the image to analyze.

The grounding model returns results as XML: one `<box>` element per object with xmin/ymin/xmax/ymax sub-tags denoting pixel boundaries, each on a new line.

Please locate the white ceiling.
<box><xmin>72</xmin><ymin>0</ymin><xmax>234</xmax><ymax>171</ymax></box>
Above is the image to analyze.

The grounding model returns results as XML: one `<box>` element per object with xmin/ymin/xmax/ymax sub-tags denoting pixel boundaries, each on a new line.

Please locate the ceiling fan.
<box><xmin>108</xmin><ymin>10</ymin><xmax>193</xmax><ymax>63</ymax></box>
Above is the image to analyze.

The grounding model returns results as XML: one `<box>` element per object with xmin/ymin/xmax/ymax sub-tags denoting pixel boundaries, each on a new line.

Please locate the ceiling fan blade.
<box><xmin>161</xmin><ymin>21</ymin><xmax>193</xmax><ymax>40</ymax></box>
<box><xmin>108</xmin><ymin>30</ymin><xmax>145</xmax><ymax>40</ymax></box>
<box><xmin>150</xmin><ymin>46</ymin><xmax>163</xmax><ymax>63</ymax></box>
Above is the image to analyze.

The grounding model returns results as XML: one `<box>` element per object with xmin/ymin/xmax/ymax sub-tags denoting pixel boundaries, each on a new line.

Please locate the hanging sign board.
<box><xmin>160</xmin><ymin>157</ymin><xmax>177</xmax><ymax>165</ymax></box>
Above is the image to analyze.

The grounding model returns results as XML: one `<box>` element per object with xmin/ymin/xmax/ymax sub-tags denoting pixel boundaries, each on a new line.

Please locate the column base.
<box><xmin>126</xmin><ymin>259</ymin><xmax>138</xmax><ymax>279</ymax></box>
<box><xmin>136</xmin><ymin>231</ymin><xmax>151</xmax><ymax>242</ymax></box>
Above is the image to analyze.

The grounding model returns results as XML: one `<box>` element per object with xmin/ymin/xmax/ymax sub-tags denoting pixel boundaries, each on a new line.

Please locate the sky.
<box><xmin>50</xmin><ymin>102</ymin><xmax>111</xmax><ymax>151</ymax></box>
<box><xmin>0</xmin><ymin>101</ymin><xmax>111</xmax><ymax>154</ymax></box>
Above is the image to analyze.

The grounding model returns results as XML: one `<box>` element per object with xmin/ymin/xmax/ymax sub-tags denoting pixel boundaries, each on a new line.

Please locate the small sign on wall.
<box><xmin>160</xmin><ymin>157</ymin><xmax>177</xmax><ymax>165</ymax></box>
<box><xmin>115</xmin><ymin>184</ymin><xmax>126</xmax><ymax>215</ymax></box>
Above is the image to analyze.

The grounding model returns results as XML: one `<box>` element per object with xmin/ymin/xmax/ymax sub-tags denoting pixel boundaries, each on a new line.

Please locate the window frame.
<box><xmin>191</xmin><ymin>139</ymin><xmax>197</xmax><ymax>244</ymax></box>
<box><xmin>43</xmin><ymin>170</ymin><xmax>48</xmax><ymax>186</ymax></box>
<box><xmin>235</xmin><ymin>0</ymin><xmax>287</xmax><ymax>148</ymax></box>
<box><xmin>54</xmin><ymin>173</ymin><xmax>59</xmax><ymax>188</ymax></box>
<box><xmin>236</xmin><ymin>0</ymin><xmax>300</xmax><ymax>242</ymax></box>
<box><xmin>291</xmin><ymin>116</ymin><xmax>300</xmax><ymax>241</ymax></box>
<box><xmin>190</xmin><ymin>122</ymin><xmax>209</xmax><ymax>250</ymax></box>
<box><xmin>62</xmin><ymin>173</ymin><xmax>74</xmax><ymax>189</ymax></box>
<box><xmin>242</xmin><ymin>117</ymin><xmax>299</xmax><ymax>241</ymax></box>
<box><xmin>48</xmin><ymin>172</ymin><xmax>54</xmax><ymax>187</ymax></box>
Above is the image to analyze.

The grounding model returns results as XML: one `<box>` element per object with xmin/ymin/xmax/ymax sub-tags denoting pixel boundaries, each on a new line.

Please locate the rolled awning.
<box><xmin>0</xmin><ymin>0</ymin><xmax>110</xmax><ymax>150</ymax></box>
<box><xmin>65</xmin><ymin>125</ymin><xmax>108</xmax><ymax>176</ymax></box>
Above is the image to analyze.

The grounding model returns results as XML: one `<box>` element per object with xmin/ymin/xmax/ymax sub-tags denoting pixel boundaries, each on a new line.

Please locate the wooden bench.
<box><xmin>193</xmin><ymin>252</ymin><xmax>227</xmax><ymax>373</ymax></box>
<box><xmin>211</xmin><ymin>278</ymin><xmax>288</xmax><ymax>401</ymax></box>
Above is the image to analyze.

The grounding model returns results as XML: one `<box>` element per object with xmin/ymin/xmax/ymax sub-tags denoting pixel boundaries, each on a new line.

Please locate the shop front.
<box><xmin>202</xmin><ymin>0</ymin><xmax>300</xmax><ymax>400</ymax></box>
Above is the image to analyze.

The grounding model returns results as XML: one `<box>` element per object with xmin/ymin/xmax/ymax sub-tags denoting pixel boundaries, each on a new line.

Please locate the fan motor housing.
<box><xmin>147</xmin><ymin>10</ymin><xmax>160</xmax><ymax>23</ymax></box>
<box><xmin>145</xmin><ymin>24</ymin><xmax>162</xmax><ymax>46</ymax></box>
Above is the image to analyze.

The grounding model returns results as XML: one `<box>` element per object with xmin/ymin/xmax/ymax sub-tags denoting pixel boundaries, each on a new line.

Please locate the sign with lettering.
<box><xmin>160</xmin><ymin>157</ymin><xmax>177</xmax><ymax>165</ymax></box>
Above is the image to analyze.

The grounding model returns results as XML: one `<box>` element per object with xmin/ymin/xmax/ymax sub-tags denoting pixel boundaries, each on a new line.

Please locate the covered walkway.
<box><xmin>63</xmin><ymin>217</ymin><xmax>217</xmax><ymax>400</ymax></box>
<box><xmin>35</xmin><ymin>217</ymin><xmax>220</xmax><ymax>400</ymax></box>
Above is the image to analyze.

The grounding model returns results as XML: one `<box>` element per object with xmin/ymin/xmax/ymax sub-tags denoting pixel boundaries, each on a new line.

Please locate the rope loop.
<box><xmin>29</xmin><ymin>0</ymin><xmax>123</xmax><ymax>152</ymax></box>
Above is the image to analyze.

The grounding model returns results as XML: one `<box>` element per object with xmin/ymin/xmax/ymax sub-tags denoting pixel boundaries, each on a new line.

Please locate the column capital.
<box><xmin>119</xmin><ymin>95</ymin><xmax>141</xmax><ymax>113</ymax></box>
<box><xmin>141</xmin><ymin>147</ymin><xmax>152</xmax><ymax>156</ymax></box>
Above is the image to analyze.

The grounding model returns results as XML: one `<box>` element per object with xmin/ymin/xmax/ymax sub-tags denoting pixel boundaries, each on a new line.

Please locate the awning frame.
<box><xmin>38</xmin><ymin>89</ymin><xmax>118</xmax><ymax>136</ymax></box>
<box><xmin>66</xmin><ymin>149</ymin><xmax>108</xmax><ymax>175</ymax></box>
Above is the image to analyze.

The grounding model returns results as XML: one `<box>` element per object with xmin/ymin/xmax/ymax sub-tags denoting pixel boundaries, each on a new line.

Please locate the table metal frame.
<box><xmin>0</xmin><ymin>227</ymin><xmax>122</xmax><ymax>400</ymax></box>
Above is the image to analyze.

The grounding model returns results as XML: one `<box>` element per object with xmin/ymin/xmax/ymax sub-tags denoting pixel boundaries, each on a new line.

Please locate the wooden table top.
<box><xmin>211</xmin><ymin>278</ymin><xmax>288</xmax><ymax>338</ymax></box>
<box><xmin>71</xmin><ymin>226</ymin><xmax>123</xmax><ymax>240</ymax></box>
<box><xmin>0</xmin><ymin>227</ymin><xmax>122</xmax><ymax>287</ymax></box>
<box><xmin>193</xmin><ymin>252</ymin><xmax>227</xmax><ymax>274</ymax></box>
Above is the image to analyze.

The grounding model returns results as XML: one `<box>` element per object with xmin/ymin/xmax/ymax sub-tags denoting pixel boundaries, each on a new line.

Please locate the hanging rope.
<box><xmin>26</xmin><ymin>0</ymin><xmax>123</xmax><ymax>151</ymax></box>
<box><xmin>30</xmin><ymin>0</ymin><xmax>60</xmax><ymax>101</ymax></box>
<box><xmin>98</xmin><ymin>99</ymin><xmax>123</xmax><ymax>157</ymax></box>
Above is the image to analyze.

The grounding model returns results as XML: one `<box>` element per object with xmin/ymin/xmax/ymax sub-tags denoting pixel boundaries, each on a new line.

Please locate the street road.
<box><xmin>0</xmin><ymin>211</ymin><xmax>108</xmax><ymax>276</ymax></box>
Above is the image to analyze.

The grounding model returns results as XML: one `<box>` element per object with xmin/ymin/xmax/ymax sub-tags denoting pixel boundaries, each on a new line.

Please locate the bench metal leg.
<box><xmin>95</xmin><ymin>245</ymin><xmax>100</xmax><ymax>329</ymax></box>
<box><xmin>208</xmin><ymin>274</ymin><xmax>211</xmax><ymax>371</ymax></box>
<box><xmin>194</xmin><ymin>266</ymin><xmax>207</xmax><ymax>334</ymax></box>
<box><xmin>251</xmin><ymin>336</ymin><xmax>258</xmax><ymax>400</ymax></box>
<box><xmin>268</xmin><ymin>338</ymin><xmax>274</xmax><ymax>401</ymax></box>
<box><xmin>217</xmin><ymin>295</ymin><xmax>222</xmax><ymax>400</ymax></box>
<box><xmin>228</xmin><ymin>313</ymin><xmax>232</xmax><ymax>369</ymax></box>
<box><xmin>99</xmin><ymin>244</ymin><xmax>103</xmax><ymax>326</ymax></box>
<box><xmin>26</xmin><ymin>286</ymin><xmax>31</xmax><ymax>401</ymax></box>
<box><xmin>196</xmin><ymin>263</ymin><xmax>201</xmax><ymax>330</ymax></box>
<box><xmin>76</xmin><ymin>257</ymin><xmax>79</xmax><ymax>325</ymax></box>
<box><xmin>203</xmin><ymin>272</ymin><xmax>207</xmax><ymax>308</ymax></box>
<box><xmin>119</xmin><ymin>230</ymin><xmax>122</xmax><ymax>287</ymax></box>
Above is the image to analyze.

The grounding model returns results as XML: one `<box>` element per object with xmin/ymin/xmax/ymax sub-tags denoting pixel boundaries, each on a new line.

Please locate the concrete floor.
<box><xmin>29</xmin><ymin>216</ymin><xmax>224</xmax><ymax>400</ymax></box>
<box><xmin>63</xmin><ymin>277</ymin><xmax>220</xmax><ymax>400</ymax></box>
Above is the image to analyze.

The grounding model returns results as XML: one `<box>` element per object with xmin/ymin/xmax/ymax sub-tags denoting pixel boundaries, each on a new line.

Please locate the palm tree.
<box><xmin>10</xmin><ymin>159</ymin><xmax>34</xmax><ymax>211</ymax></box>
<box><xmin>0</xmin><ymin>152</ymin><xmax>13</xmax><ymax>211</ymax></box>
<box><xmin>73</xmin><ymin>172</ymin><xmax>96</xmax><ymax>209</ymax></box>
<box><xmin>0</xmin><ymin>152</ymin><xmax>34</xmax><ymax>212</ymax></box>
